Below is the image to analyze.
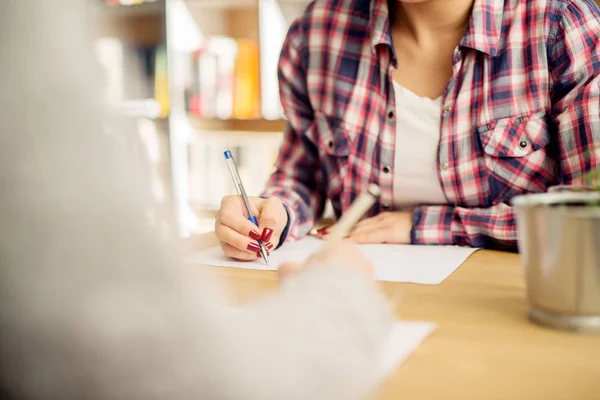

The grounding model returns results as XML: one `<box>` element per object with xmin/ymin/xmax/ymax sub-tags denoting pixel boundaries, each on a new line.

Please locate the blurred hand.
<box><xmin>215</xmin><ymin>195</ymin><xmax>288</xmax><ymax>261</ymax></box>
<box><xmin>279</xmin><ymin>239</ymin><xmax>373</xmax><ymax>280</ymax></box>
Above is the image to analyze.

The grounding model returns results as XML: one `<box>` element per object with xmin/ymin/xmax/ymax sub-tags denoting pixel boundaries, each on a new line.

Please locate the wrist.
<box><xmin>277</xmin><ymin>203</ymin><xmax>292</xmax><ymax>248</ymax></box>
<box><xmin>408</xmin><ymin>209</ymin><xmax>416</xmax><ymax>244</ymax></box>
<box><xmin>259</xmin><ymin>195</ymin><xmax>291</xmax><ymax>248</ymax></box>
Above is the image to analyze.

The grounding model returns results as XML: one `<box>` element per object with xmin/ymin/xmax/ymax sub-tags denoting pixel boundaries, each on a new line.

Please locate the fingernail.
<box><xmin>265</xmin><ymin>242</ymin><xmax>274</xmax><ymax>250</ymax></box>
<box><xmin>256</xmin><ymin>250</ymin><xmax>271</xmax><ymax>257</ymax></box>
<box><xmin>261</xmin><ymin>228</ymin><xmax>273</xmax><ymax>243</ymax></box>
<box><xmin>316</xmin><ymin>227</ymin><xmax>329</xmax><ymax>234</ymax></box>
<box><xmin>249</xmin><ymin>230</ymin><xmax>261</xmax><ymax>241</ymax></box>
<box><xmin>247</xmin><ymin>243</ymin><xmax>260</xmax><ymax>252</ymax></box>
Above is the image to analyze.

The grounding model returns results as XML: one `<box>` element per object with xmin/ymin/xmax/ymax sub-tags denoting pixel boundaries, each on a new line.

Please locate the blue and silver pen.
<box><xmin>224</xmin><ymin>150</ymin><xmax>269</xmax><ymax>265</ymax></box>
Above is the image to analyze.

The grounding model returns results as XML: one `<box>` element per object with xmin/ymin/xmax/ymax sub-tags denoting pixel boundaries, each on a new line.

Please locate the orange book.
<box><xmin>232</xmin><ymin>39</ymin><xmax>260</xmax><ymax>120</ymax></box>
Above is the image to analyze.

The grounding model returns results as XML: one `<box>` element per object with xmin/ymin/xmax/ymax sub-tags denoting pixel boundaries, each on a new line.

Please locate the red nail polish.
<box><xmin>247</xmin><ymin>243</ymin><xmax>260</xmax><ymax>252</ymax></box>
<box><xmin>257</xmin><ymin>250</ymin><xmax>270</xmax><ymax>257</ymax></box>
<box><xmin>249</xmin><ymin>230</ymin><xmax>261</xmax><ymax>241</ymax></box>
<box><xmin>261</xmin><ymin>228</ymin><xmax>273</xmax><ymax>242</ymax></box>
<box><xmin>265</xmin><ymin>242</ymin><xmax>274</xmax><ymax>250</ymax></box>
<box><xmin>317</xmin><ymin>226</ymin><xmax>331</xmax><ymax>234</ymax></box>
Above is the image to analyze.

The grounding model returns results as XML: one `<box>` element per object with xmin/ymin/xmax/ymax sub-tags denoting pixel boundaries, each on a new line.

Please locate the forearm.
<box><xmin>548</xmin><ymin>0</ymin><xmax>600</xmax><ymax>183</ymax></box>
<box><xmin>410</xmin><ymin>203</ymin><xmax>518</xmax><ymax>250</ymax></box>
<box><xmin>261</xmin><ymin>133</ymin><xmax>326</xmax><ymax>243</ymax></box>
<box><xmin>267</xmin><ymin>14</ymin><xmax>328</xmax><ymax>244</ymax></box>
<box><xmin>262</xmin><ymin>178</ymin><xmax>324</xmax><ymax>242</ymax></box>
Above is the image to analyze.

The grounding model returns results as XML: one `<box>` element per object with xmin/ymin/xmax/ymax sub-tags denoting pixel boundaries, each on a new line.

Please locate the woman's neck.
<box><xmin>392</xmin><ymin>0</ymin><xmax>474</xmax><ymax>46</ymax></box>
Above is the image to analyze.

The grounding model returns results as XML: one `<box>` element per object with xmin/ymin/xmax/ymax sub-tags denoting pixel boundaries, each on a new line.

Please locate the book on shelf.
<box><xmin>154</xmin><ymin>44</ymin><xmax>170</xmax><ymax>118</ymax></box>
<box><xmin>185</xmin><ymin>36</ymin><xmax>261</xmax><ymax>121</ymax></box>
<box><xmin>232</xmin><ymin>39</ymin><xmax>261</xmax><ymax>120</ymax></box>
<box><xmin>96</xmin><ymin>37</ymin><xmax>169</xmax><ymax>118</ymax></box>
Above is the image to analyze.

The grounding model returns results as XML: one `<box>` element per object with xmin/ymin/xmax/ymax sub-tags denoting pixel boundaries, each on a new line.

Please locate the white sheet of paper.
<box><xmin>185</xmin><ymin>237</ymin><xmax>477</xmax><ymax>284</ymax></box>
<box><xmin>219</xmin><ymin>307</ymin><xmax>435</xmax><ymax>377</ymax></box>
<box><xmin>379</xmin><ymin>321</ymin><xmax>436</xmax><ymax>375</ymax></box>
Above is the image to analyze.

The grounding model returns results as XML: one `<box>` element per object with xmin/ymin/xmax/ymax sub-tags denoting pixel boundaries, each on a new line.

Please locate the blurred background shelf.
<box><xmin>184</xmin><ymin>0</ymin><xmax>257</xmax><ymax>9</ymax></box>
<box><xmin>188</xmin><ymin>116</ymin><xmax>286</xmax><ymax>133</ymax></box>
<box><xmin>92</xmin><ymin>2</ymin><xmax>165</xmax><ymax>17</ymax></box>
<box><xmin>90</xmin><ymin>1</ymin><xmax>166</xmax><ymax>45</ymax></box>
<box><xmin>165</xmin><ymin>0</ymin><xmax>307</xmax><ymax>235</ymax></box>
<box><xmin>87</xmin><ymin>0</ymin><xmax>309</xmax><ymax>236</ymax></box>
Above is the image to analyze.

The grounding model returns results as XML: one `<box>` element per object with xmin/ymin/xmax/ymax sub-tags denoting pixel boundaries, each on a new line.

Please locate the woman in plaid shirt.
<box><xmin>215</xmin><ymin>0</ymin><xmax>600</xmax><ymax>260</ymax></box>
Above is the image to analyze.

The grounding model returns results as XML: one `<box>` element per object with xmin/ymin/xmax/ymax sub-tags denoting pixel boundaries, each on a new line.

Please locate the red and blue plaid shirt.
<box><xmin>263</xmin><ymin>0</ymin><xmax>600</xmax><ymax>250</ymax></box>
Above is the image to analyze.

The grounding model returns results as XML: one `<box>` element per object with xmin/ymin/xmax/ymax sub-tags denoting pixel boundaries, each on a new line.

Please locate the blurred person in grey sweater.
<box><xmin>0</xmin><ymin>1</ymin><xmax>393</xmax><ymax>400</ymax></box>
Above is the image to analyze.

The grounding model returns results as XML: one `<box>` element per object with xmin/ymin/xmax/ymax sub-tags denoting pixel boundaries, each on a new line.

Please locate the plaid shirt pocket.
<box><xmin>476</xmin><ymin>113</ymin><xmax>558</xmax><ymax>202</ymax></box>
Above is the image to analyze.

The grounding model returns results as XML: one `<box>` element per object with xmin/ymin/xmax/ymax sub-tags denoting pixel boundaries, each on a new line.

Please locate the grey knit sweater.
<box><xmin>0</xmin><ymin>1</ymin><xmax>393</xmax><ymax>399</ymax></box>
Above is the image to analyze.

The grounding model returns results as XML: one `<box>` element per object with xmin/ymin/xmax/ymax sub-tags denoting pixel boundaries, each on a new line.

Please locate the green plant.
<box><xmin>583</xmin><ymin>168</ymin><xmax>600</xmax><ymax>190</ymax></box>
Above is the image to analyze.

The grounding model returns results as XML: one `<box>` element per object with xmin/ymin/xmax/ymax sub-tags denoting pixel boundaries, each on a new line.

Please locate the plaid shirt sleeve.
<box><xmin>261</xmin><ymin>17</ymin><xmax>326</xmax><ymax>241</ymax></box>
<box><xmin>411</xmin><ymin>1</ymin><xmax>600</xmax><ymax>250</ymax></box>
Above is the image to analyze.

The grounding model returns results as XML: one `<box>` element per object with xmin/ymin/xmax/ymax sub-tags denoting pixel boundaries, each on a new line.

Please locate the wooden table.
<box><xmin>180</xmin><ymin>235</ymin><xmax>600</xmax><ymax>399</ymax></box>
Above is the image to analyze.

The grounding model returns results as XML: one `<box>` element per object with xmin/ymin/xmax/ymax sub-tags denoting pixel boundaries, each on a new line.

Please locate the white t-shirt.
<box><xmin>392</xmin><ymin>80</ymin><xmax>447</xmax><ymax>209</ymax></box>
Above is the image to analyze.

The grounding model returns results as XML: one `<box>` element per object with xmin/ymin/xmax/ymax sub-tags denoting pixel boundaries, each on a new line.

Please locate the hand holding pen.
<box><xmin>216</xmin><ymin>150</ymin><xmax>288</xmax><ymax>263</ymax></box>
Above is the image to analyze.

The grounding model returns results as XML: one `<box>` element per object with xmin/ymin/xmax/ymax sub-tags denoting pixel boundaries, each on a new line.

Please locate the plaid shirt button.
<box><xmin>440</xmin><ymin>163</ymin><xmax>449</xmax><ymax>171</ymax></box>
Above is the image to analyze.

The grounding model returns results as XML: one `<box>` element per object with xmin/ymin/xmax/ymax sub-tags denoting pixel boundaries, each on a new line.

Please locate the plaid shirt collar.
<box><xmin>369</xmin><ymin>0</ymin><xmax>394</xmax><ymax>54</ymax></box>
<box><xmin>461</xmin><ymin>0</ymin><xmax>504</xmax><ymax>56</ymax></box>
<box><xmin>367</xmin><ymin>0</ymin><xmax>504</xmax><ymax>58</ymax></box>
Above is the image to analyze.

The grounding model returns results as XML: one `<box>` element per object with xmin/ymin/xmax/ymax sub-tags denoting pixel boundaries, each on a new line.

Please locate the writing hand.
<box><xmin>215</xmin><ymin>196</ymin><xmax>288</xmax><ymax>261</ymax></box>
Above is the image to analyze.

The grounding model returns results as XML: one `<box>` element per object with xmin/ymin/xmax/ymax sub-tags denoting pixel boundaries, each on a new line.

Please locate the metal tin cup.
<box><xmin>512</xmin><ymin>191</ymin><xmax>600</xmax><ymax>333</ymax></box>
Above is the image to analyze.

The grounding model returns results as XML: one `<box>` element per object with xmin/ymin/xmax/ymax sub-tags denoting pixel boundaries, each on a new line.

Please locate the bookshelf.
<box><xmin>165</xmin><ymin>0</ymin><xmax>309</xmax><ymax>235</ymax></box>
<box><xmin>90</xmin><ymin>0</ymin><xmax>309</xmax><ymax>235</ymax></box>
<box><xmin>188</xmin><ymin>116</ymin><xmax>286</xmax><ymax>133</ymax></box>
<box><xmin>90</xmin><ymin>1</ymin><xmax>174</xmax><ymax>236</ymax></box>
<box><xmin>91</xmin><ymin>2</ymin><xmax>166</xmax><ymax>46</ymax></box>
<box><xmin>91</xmin><ymin>1</ymin><xmax>168</xmax><ymax>118</ymax></box>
